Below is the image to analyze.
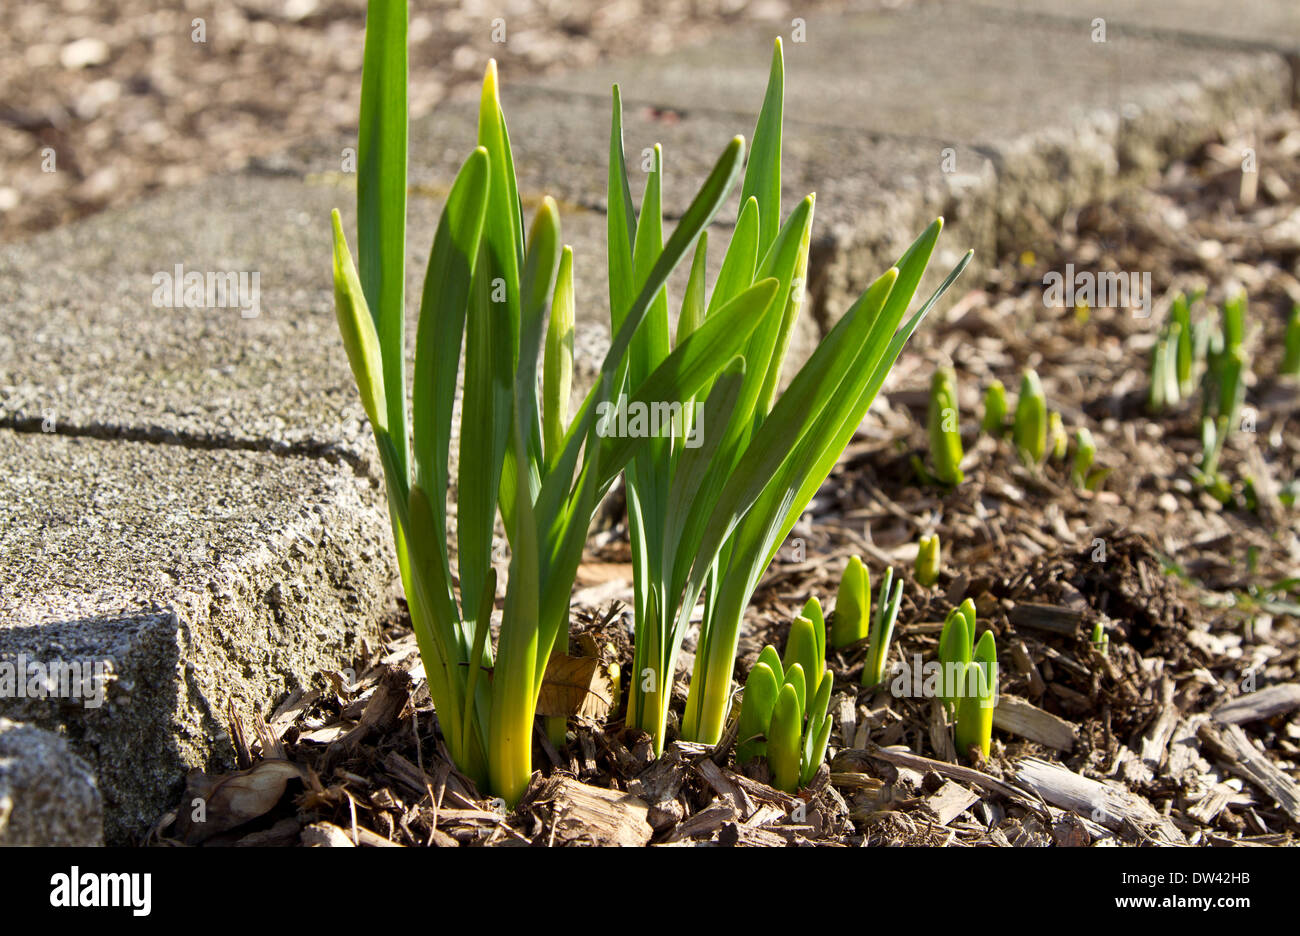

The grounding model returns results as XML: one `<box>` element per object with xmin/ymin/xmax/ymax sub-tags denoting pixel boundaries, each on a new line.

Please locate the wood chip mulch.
<box><xmin>151</xmin><ymin>110</ymin><xmax>1299</xmax><ymax>847</ymax></box>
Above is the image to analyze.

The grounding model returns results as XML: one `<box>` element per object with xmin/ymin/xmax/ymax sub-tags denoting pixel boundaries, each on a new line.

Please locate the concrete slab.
<box><xmin>971</xmin><ymin>0</ymin><xmax>1300</xmax><ymax>54</ymax></box>
<box><xmin>531</xmin><ymin>3</ymin><xmax>1291</xmax><ymax>248</ymax></box>
<box><xmin>0</xmin><ymin>428</ymin><xmax>393</xmax><ymax>841</ymax></box>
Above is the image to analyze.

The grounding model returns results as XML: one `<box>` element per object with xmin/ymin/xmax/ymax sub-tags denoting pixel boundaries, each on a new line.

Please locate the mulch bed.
<box><xmin>150</xmin><ymin>110</ymin><xmax>1299</xmax><ymax>847</ymax></box>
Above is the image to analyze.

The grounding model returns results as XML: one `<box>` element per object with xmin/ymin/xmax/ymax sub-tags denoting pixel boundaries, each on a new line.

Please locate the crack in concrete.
<box><xmin>0</xmin><ymin>414</ymin><xmax>375</xmax><ymax>480</ymax></box>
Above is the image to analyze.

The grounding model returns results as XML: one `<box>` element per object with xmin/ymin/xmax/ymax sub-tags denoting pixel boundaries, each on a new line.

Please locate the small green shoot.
<box><xmin>1090</xmin><ymin>621</ymin><xmax>1109</xmax><ymax>656</ymax></box>
<box><xmin>831</xmin><ymin>555</ymin><xmax>869</xmax><ymax>649</ymax></box>
<box><xmin>862</xmin><ymin>566</ymin><xmax>904</xmax><ymax>688</ymax></box>
<box><xmin>928</xmin><ymin>365</ymin><xmax>964</xmax><ymax>484</ymax></box>
<box><xmin>736</xmin><ymin>615</ymin><xmax>832</xmax><ymax>792</ymax></box>
<box><xmin>1282</xmin><ymin>305</ymin><xmax>1300</xmax><ymax>377</ymax></box>
<box><xmin>1012</xmin><ymin>369</ymin><xmax>1047</xmax><ymax>464</ymax></box>
<box><xmin>915</xmin><ymin>533</ymin><xmax>941</xmax><ymax>587</ymax></box>
<box><xmin>982</xmin><ymin>379</ymin><xmax>1007</xmax><ymax>435</ymax></box>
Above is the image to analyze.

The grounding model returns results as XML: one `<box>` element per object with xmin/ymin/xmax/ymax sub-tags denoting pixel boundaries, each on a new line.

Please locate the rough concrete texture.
<box><xmin>0</xmin><ymin>718</ymin><xmax>103</xmax><ymax>845</ymax></box>
<box><xmin>0</xmin><ymin>429</ymin><xmax>393</xmax><ymax>841</ymax></box>
<box><xmin>973</xmin><ymin>0</ymin><xmax>1300</xmax><ymax>52</ymax></box>
<box><xmin>534</xmin><ymin>3</ymin><xmax>1292</xmax><ymax>249</ymax></box>
<box><xmin>972</xmin><ymin>0</ymin><xmax>1300</xmax><ymax>102</ymax></box>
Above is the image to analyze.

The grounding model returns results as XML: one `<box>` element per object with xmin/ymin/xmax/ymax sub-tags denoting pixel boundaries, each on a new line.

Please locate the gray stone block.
<box><xmin>0</xmin><ymin>429</ymin><xmax>393</xmax><ymax>842</ymax></box>
<box><xmin>0</xmin><ymin>718</ymin><xmax>103</xmax><ymax>846</ymax></box>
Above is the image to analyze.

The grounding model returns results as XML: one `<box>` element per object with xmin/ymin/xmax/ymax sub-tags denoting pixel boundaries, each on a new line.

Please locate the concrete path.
<box><xmin>1</xmin><ymin>0</ymin><xmax>1295</xmax><ymax>842</ymax></box>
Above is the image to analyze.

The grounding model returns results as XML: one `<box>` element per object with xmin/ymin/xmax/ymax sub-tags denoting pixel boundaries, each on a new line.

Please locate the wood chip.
<box><xmin>993</xmin><ymin>695</ymin><xmax>1078</xmax><ymax>751</ymax></box>
<box><xmin>923</xmin><ymin>780</ymin><xmax>980</xmax><ymax>825</ymax></box>
<box><xmin>695</xmin><ymin>757</ymin><xmax>755</xmax><ymax>818</ymax></box>
<box><xmin>661</xmin><ymin>802</ymin><xmax>737</xmax><ymax>843</ymax></box>
<box><xmin>302</xmin><ymin>821</ymin><xmax>355</xmax><ymax>847</ymax></box>
<box><xmin>544</xmin><ymin>777</ymin><xmax>653</xmax><ymax>846</ymax></box>
<box><xmin>1198</xmin><ymin>722</ymin><xmax>1300</xmax><ymax>825</ymax></box>
<box><xmin>1014</xmin><ymin>757</ymin><xmax>1184</xmax><ymax>844</ymax></box>
<box><xmin>1008</xmin><ymin>602</ymin><xmax>1084</xmax><ymax>636</ymax></box>
<box><xmin>1138</xmin><ymin>678</ymin><xmax>1178</xmax><ymax>770</ymax></box>
<box><xmin>1212</xmin><ymin>684</ymin><xmax>1300</xmax><ymax>725</ymax></box>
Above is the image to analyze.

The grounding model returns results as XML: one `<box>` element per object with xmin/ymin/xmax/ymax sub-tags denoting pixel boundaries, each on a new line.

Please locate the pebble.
<box><xmin>59</xmin><ymin>37</ymin><xmax>110</xmax><ymax>70</ymax></box>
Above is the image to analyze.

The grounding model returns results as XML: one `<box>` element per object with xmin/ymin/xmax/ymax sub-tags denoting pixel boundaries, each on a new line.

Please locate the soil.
<box><xmin>150</xmin><ymin>110</ymin><xmax>1300</xmax><ymax>848</ymax></box>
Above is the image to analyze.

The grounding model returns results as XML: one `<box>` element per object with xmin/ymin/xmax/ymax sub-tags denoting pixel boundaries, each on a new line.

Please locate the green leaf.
<box><xmin>939</xmin><ymin>605</ymin><xmax>972</xmax><ymax>712</ymax></box>
<box><xmin>413</xmin><ymin>147</ymin><xmax>490</xmax><ymax>499</ymax></box>
<box><xmin>767</xmin><ymin>682</ymin><xmax>803</xmax><ymax>793</ymax></box>
<box><xmin>783</xmin><ymin>662</ymin><xmax>807</xmax><ymax>718</ymax></box>
<box><xmin>801</xmin><ymin>596</ymin><xmax>825</xmax><ymax>673</ymax></box>
<box><xmin>690</xmin><ymin>268</ymin><xmax>900</xmax><ymax>578</ymax></box>
<box><xmin>740</xmin><ymin>37</ymin><xmax>783</xmax><ymax>257</ymax></box>
<box><xmin>458</xmin><ymin>240</ymin><xmax>512</xmax><ymax>632</ymax></box>
<box><xmin>757</xmin><ymin>645</ymin><xmax>784</xmax><ymax>686</ymax></box>
<box><xmin>735</xmin><ymin>659</ymin><xmax>780</xmax><ymax>764</ymax></box>
<box><xmin>630</xmin><ymin>143</ymin><xmax>671</xmax><ymax>388</ymax></box>
<box><xmin>330</xmin><ymin>210</ymin><xmax>387</xmax><ymax>435</ymax></box>
<box><xmin>607</xmin><ymin>84</ymin><xmax>638</xmax><ymax>340</ymax></box>
<box><xmin>802</xmin><ymin>712</ymin><xmax>832</xmax><ymax>789</ymax></box>
<box><xmin>782</xmin><ymin>616</ymin><xmax>820</xmax><ymax>697</ymax></box>
<box><xmin>356</xmin><ymin>0</ymin><xmax>408</xmax><ymax>470</ymax></box>
<box><xmin>755</xmin><ymin>194</ymin><xmax>813</xmax><ymax>418</ymax></box>
<box><xmin>597</xmin><ymin>136</ymin><xmax>746</xmax><ymax>388</ymax></box>
<box><xmin>708</xmin><ymin>196</ymin><xmax>759</xmax><ymax>317</ymax></box>
<box><xmin>801</xmin><ymin>669</ymin><xmax>833</xmax><ymax>786</ymax></box>
<box><xmin>477</xmin><ymin>60</ymin><xmax>523</xmax><ymax>362</ymax></box>
<box><xmin>677</xmin><ymin>234</ymin><xmax>708</xmax><ymax>348</ymax></box>
<box><xmin>543</xmin><ymin>245</ymin><xmax>575</xmax><ymax>467</ymax></box>
<box><xmin>864</xmin><ymin>569</ymin><xmax>903</xmax><ymax>688</ymax></box>
<box><xmin>598</xmin><ymin>278</ymin><xmax>779</xmax><ymax>481</ymax></box>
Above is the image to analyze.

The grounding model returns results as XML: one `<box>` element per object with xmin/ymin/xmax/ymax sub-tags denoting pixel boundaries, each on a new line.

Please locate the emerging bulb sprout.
<box><xmin>928</xmin><ymin>365</ymin><xmax>964</xmax><ymax>484</ymax></box>
<box><xmin>1090</xmin><ymin>622</ymin><xmax>1109</xmax><ymax>656</ymax></box>
<box><xmin>954</xmin><ymin>629</ymin><xmax>998</xmax><ymax>762</ymax></box>
<box><xmin>830</xmin><ymin>557</ymin><xmax>904</xmax><ymax>687</ymax></box>
<box><xmin>938</xmin><ymin>599</ymin><xmax>996</xmax><ymax>761</ymax></box>
<box><xmin>982</xmin><ymin>379</ymin><xmax>1007</xmax><ymax>435</ymax></box>
<box><xmin>1170</xmin><ymin>292</ymin><xmax>1195</xmax><ymax>396</ymax></box>
<box><xmin>1153</xmin><ymin>321</ymin><xmax>1183</xmax><ymax>411</ymax></box>
<box><xmin>1283</xmin><ymin>304</ymin><xmax>1300</xmax><ymax>377</ymax></box>
<box><xmin>915</xmin><ymin>533</ymin><xmax>941</xmax><ymax>587</ymax></box>
<box><xmin>1072</xmin><ymin>427</ymin><xmax>1096</xmax><ymax>488</ymax></box>
<box><xmin>863</xmin><ymin>567</ymin><xmax>904</xmax><ymax>689</ymax></box>
<box><xmin>1047</xmin><ymin>411</ymin><xmax>1067</xmax><ymax>461</ymax></box>
<box><xmin>831</xmin><ymin>556</ymin><xmax>870</xmax><ymax>649</ymax></box>
<box><xmin>1012</xmin><ymin>368</ymin><xmax>1047</xmax><ymax>464</ymax></box>
<box><xmin>736</xmin><ymin>613</ymin><xmax>832</xmax><ymax>792</ymax></box>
